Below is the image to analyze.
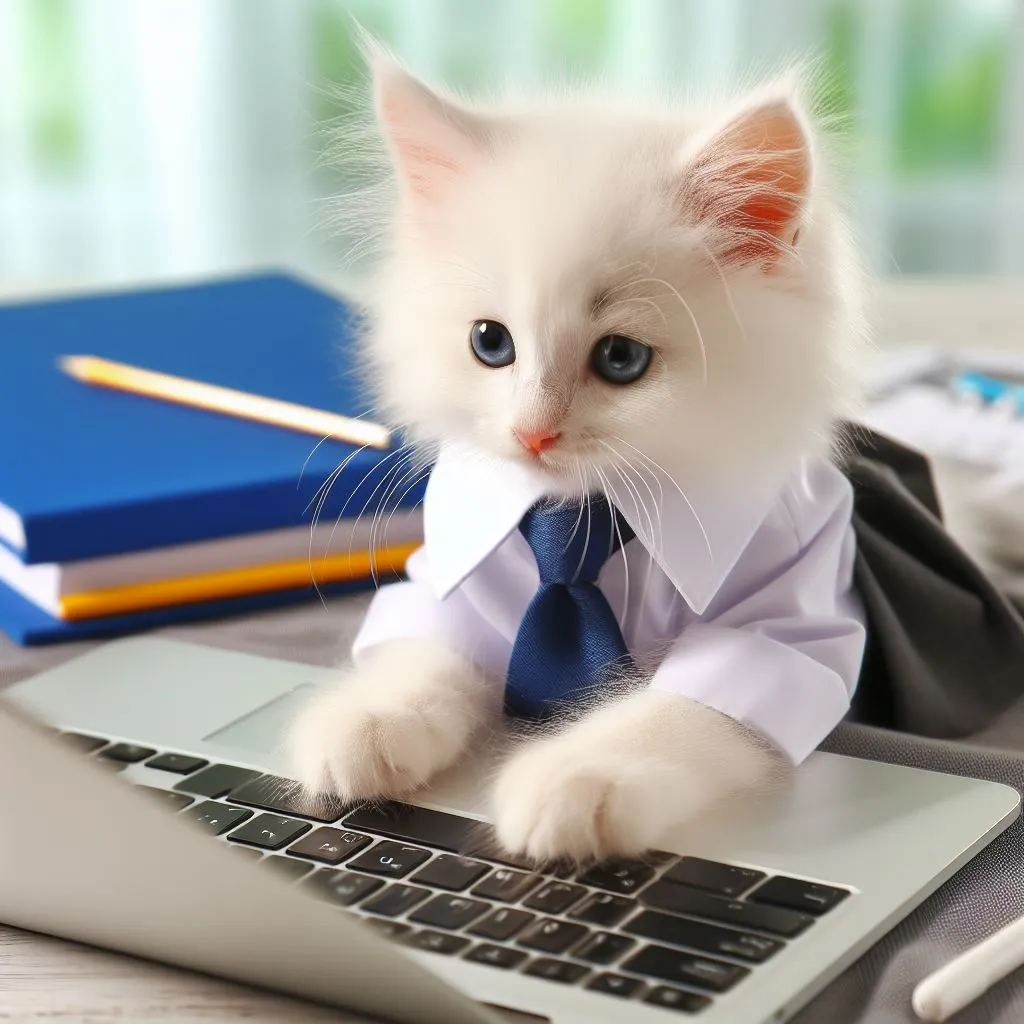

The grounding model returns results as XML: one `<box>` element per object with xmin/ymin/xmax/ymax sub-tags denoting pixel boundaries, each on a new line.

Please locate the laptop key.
<box><xmin>262</xmin><ymin>856</ymin><xmax>315</xmax><ymax>882</ymax></box>
<box><xmin>409</xmin><ymin>894</ymin><xmax>490</xmax><ymax>930</ymax></box>
<box><xmin>364</xmin><ymin>919</ymin><xmax>412</xmax><ymax>940</ymax></box>
<box><xmin>477</xmin><ymin>849</ymin><xmax>537</xmax><ymax>871</ymax></box>
<box><xmin>60</xmin><ymin>732</ymin><xmax>107</xmax><ymax>753</ymax></box>
<box><xmin>343</xmin><ymin>802</ymin><xmax>476</xmax><ymax>852</ymax></box>
<box><xmin>517</xmin><ymin>918</ymin><xmax>589</xmax><ymax>954</ymax></box>
<box><xmin>100</xmin><ymin>742</ymin><xmax>156</xmax><ymax>764</ymax></box>
<box><xmin>572</xmin><ymin>931</ymin><xmax>636</xmax><ymax>966</ymax></box>
<box><xmin>145</xmin><ymin>753</ymin><xmax>209</xmax><ymax>775</ymax></box>
<box><xmin>305</xmin><ymin>869</ymin><xmax>382</xmax><ymax>907</ymax></box>
<box><xmin>173</xmin><ymin>764</ymin><xmax>261</xmax><ymax>799</ymax></box>
<box><xmin>644</xmin><ymin>986</ymin><xmax>713</xmax><ymax>1014</ymax></box>
<box><xmin>286</xmin><ymin>827</ymin><xmax>372</xmax><ymax>865</ymax></box>
<box><xmin>662</xmin><ymin>857</ymin><xmax>765</xmax><ymax>898</ymax></box>
<box><xmin>569</xmin><ymin>893</ymin><xmax>635</xmax><ymax>927</ymax></box>
<box><xmin>470</xmin><ymin>868</ymin><xmax>539</xmax><ymax>902</ymax></box>
<box><xmin>361</xmin><ymin>883</ymin><xmax>431</xmax><ymax>917</ymax></box>
<box><xmin>187</xmin><ymin>801</ymin><xmax>253</xmax><ymax>836</ymax></box>
<box><xmin>229</xmin><ymin>775</ymin><xmax>349</xmax><ymax>823</ymax></box>
<box><xmin>406</xmin><ymin>930</ymin><xmax>472</xmax><ymax>955</ymax></box>
<box><xmin>522</xmin><ymin>882</ymin><xmax>586</xmax><ymax>915</ymax></box>
<box><xmin>523</xmin><ymin>958</ymin><xmax>590</xmax><ymax>985</ymax></box>
<box><xmin>464</xmin><ymin>944</ymin><xmax>529</xmax><ymax>970</ymax></box>
<box><xmin>411</xmin><ymin>855</ymin><xmax>490</xmax><ymax>891</ymax></box>
<box><xmin>138</xmin><ymin>787</ymin><xmax>195</xmax><ymax>811</ymax></box>
<box><xmin>586</xmin><ymin>973</ymin><xmax>645</xmax><ymax>998</ymax></box>
<box><xmin>468</xmin><ymin>908</ymin><xmax>535</xmax><ymax>942</ymax></box>
<box><xmin>622</xmin><ymin>945</ymin><xmax>749</xmax><ymax>993</ymax></box>
<box><xmin>640</xmin><ymin>881</ymin><xmax>813</xmax><ymax>938</ymax></box>
<box><xmin>347</xmin><ymin>841</ymin><xmax>431</xmax><ymax>878</ymax></box>
<box><xmin>227</xmin><ymin>813</ymin><xmax>311</xmax><ymax>850</ymax></box>
<box><xmin>577</xmin><ymin>860</ymin><xmax>655</xmax><ymax>895</ymax></box>
<box><xmin>749</xmin><ymin>876</ymin><xmax>850</xmax><ymax>916</ymax></box>
<box><xmin>625</xmin><ymin>911</ymin><xmax>782</xmax><ymax>963</ymax></box>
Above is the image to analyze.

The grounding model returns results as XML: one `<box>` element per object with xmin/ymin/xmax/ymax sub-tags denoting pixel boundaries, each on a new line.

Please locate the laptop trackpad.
<box><xmin>203</xmin><ymin>685</ymin><xmax>314</xmax><ymax>755</ymax></box>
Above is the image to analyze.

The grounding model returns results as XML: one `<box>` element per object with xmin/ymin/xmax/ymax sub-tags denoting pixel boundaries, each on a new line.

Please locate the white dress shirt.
<box><xmin>353</xmin><ymin>444</ymin><xmax>867</xmax><ymax>764</ymax></box>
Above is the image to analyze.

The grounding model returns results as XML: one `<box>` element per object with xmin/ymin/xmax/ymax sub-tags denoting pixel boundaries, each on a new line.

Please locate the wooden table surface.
<box><xmin>2</xmin><ymin>277</ymin><xmax>1024</xmax><ymax>1022</ymax></box>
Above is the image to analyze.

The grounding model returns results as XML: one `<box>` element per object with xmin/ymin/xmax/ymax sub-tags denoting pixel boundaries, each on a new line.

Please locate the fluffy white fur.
<box><xmin>289</xmin><ymin>43</ymin><xmax>864</xmax><ymax>862</ymax></box>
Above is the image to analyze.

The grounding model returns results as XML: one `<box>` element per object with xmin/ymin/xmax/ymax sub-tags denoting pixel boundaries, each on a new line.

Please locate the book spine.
<box><xmin>17</xmin><ymin>471</ymin><xmax>429</xmax><ymax>565</ymax></box>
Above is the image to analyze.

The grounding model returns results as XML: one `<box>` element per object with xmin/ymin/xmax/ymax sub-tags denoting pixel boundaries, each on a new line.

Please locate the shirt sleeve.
<box><xmin>649</xmin><ymin>473</ymin><xmax>866</xmax><ymax>764</ymax></box>
<box><xmin>351</xmin><ymin>547</ymin><xmax>511</xmax><ymax>673</ymax></box>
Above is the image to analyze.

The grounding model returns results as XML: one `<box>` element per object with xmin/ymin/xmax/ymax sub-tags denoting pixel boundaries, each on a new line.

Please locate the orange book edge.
<box><xmin>58</xmin><ymin>543</ymin><xmax>420</xmax><ymax>622</ymax></box>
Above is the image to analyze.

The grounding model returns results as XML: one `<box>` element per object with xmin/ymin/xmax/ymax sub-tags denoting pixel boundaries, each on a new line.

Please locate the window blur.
<box><xmin>1</xmin><ymin>0</ymin><xmax>1021</xmax><ymax>288</ymax></box>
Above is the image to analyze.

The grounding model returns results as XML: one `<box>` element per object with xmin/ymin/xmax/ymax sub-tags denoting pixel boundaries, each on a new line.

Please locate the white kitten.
<box><xmin>289</xmin><ymin>43</ymin><xmax>863</xmax><ymax>861</ymax></box>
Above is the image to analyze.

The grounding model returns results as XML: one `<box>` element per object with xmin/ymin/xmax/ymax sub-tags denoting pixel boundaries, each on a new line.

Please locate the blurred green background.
<box><xmin>2</xmin><ymin>0</ymin><xmax>1022</xmax><ymax>285</ymax></box>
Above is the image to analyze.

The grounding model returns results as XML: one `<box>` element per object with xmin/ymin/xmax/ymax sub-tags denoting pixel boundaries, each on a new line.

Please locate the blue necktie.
<box><xmin>505</xmin><ymin>495</ymin><xmax>635</xmax><ymax>718</ymax></box>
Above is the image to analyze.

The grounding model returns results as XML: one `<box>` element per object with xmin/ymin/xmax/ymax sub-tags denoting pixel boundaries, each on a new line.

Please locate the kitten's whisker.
<box><xmin>619</xmin><ymin>453</ymin><xmax>666</xmax><ymax>554</ymax></box>
<box><xmin>629</xmin><ymin>276</ymin><xmax>709</xmax><ymax>387</ymax></box>
<box><xmin>574</xmin><ymin>492</ymin><xmax>593</xmax><ymax>585</ymax></box>
<box><xmin>380</xmin><ymin>463</ymin><xmax>431</xmax><ymax>553</ymax></box>
<box><xmin>701</xmin><ymin>242</ymin><xmax>746</xmax><ymax>344</ymax></box>
<box><xmin>337</xmin><ymin>444</ymin><xmax>414</xmax><ymax>567</ymax></box>
<box><xmin>611</xmin><ymin>435</ymin><xmax>666</xmax><ymax>516</ymax></box>
<box><xmin>369</xmin><ymin>458</ymin><xmax>422</xmax><ymax>586</ymax></box>
<box><xmin>599</xmin><ymin>440</ymin><xmax>663</xmax><ymax>553</ymax></box>
<box><xmin>615</xmin><ymin>295</ymin><xmax>668</xmax><ymax>328</ymax></box>
<box><xmin>427</xmin><ymin>257</ymin><xmax>494</xmax><ymax>284</ymax></box>
<box><xmin>596</xmin><ymin>465</ymin><xmax>630</xmax><ymax>626</ymax></box>
<box><xmin>608</xmin><ymin>459</ymin><xmax>655</xmax><ymax>564</ymax></box>
<box><xmin>298</xmin><ymin>433</ymin><xmax>333</xmax><ymax>489</ymax></box>
<box><xmin>307</xmin><ymin>454</ymin><xmax>360</xmax><ymax>608</ymax></box>
<box><xmin>322</xmin><ymin>445</ymin><xmax>412</xmax><ymax>590</ymax></box>
<box><xmin>361</xmin><ymin>454</ymin><xmax>416</xmax><ymax>590</ymax></box>
<box><xmin>613</xmin><ymin>438</ymin><xmax>714</xmax><ymax>563</ymax></box>
<box><xmin>565</xmin><ymin>463</ymin><xmax>589</xmax><ymax>553</ymax></box>
<box><xmin>304</xmin><ymin>443</ymin><xmax>369</xmax><ymax>517</ymax></box>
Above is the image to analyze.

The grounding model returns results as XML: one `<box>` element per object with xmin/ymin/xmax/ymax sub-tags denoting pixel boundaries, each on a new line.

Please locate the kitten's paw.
<box><xmin>492</xmin><ymin>690</ymin><xmax>781</xmax><ymax>863</ymax></box>
<box><xmin>491</xmin><ymin>739</ymin><xmax>665</xmax><ymax>863</ymax></box>
<box><xmin>287</xmin><ymin>639</ymin><xmax>490</xmax><ymax>801</ymax></box>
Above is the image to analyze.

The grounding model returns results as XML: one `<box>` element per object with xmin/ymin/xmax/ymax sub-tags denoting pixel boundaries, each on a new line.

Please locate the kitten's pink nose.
<box><xmin>515</xmin><ymin>428</ymin><xmax>561</xmax><ymax>455</ymax></box>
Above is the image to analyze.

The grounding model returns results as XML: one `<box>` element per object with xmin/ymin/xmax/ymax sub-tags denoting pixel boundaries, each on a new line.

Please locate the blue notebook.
<box><xmin>0</xmin><ymin>272</ymin><xmax>424</xmax><ymax>565</ymax></box>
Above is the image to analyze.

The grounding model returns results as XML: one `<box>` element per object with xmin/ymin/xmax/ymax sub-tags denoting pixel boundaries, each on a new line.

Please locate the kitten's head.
<box><xmin>359</xmin><ymin>46</ymin><xmax>865</xmax><ymax>496</ymax></box>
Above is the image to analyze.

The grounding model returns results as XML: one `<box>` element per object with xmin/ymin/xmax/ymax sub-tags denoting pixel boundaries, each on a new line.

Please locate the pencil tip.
<box><xmin>58</xmin><ymin>355</ymin><xmax>84</xmax><ymax>375</ymax></box>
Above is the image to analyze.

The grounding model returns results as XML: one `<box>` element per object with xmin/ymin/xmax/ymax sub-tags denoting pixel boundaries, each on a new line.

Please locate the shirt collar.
<box><xmin>424</xmin><ymin>442</ymin><xmax>782</xmax><ymax>615</ymax></box>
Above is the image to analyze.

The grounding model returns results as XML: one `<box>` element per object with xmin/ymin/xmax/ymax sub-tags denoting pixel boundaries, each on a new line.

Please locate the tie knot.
<box><xmin>519</xmin><ymin>495</ymin><xmax>632</xmax><ymax>585</ymax></box>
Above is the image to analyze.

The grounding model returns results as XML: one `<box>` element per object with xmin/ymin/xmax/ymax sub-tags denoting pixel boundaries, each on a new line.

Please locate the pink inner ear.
<box><xmin>386</xmin><ymin>130</ymin><xmax>463</xmax><ymax>203</ymax></box>
<box><xmin>376</xmin><ymin>69</ymin><xmax>476</xmax><ymax>207</ymax></box>
<box><xmin>695</xmin><ymin>101</ymin><xmax>810</xmax><ymax>265</ymax></box>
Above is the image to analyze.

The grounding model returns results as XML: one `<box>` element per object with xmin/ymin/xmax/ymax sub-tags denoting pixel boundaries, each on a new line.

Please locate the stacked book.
<box><xmin>0</xmin><ymin>272</ymin><xmax>425</xmax><ymax>644</ymax></box>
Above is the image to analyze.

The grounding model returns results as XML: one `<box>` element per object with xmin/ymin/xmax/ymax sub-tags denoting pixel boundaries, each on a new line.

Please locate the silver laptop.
<box><xmin>1</xmin><ymin>637</ymin><xmax>1018</xmax><ymax>1024</ymax></box>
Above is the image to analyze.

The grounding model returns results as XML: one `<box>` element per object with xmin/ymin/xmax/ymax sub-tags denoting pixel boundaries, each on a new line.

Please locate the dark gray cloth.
<box><xmin>843</xmin><ymin>425</ymin><xmax>1024</xmax><ymax>737</ymax></box>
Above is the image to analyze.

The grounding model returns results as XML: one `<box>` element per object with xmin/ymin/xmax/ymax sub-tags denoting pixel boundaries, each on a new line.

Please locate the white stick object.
<box><xmin>912</xmin><ymin>913</ymin><xmax>1024</xmax><ymax>1021</ymax></box>
<box><xmin>60</xmin><ymin>355</ymin><xmax>391</xmax><ymax>450</ymax></box>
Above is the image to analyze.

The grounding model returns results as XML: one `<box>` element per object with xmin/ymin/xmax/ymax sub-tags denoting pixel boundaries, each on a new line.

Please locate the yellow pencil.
<box><xmin>59</xmin><ymin>354</ymin><xmax>391</xmax><ymax>450</ymax></box>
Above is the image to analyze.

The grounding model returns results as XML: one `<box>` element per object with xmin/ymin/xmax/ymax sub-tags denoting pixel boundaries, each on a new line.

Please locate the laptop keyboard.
<box><xmin>66</xmin><ymin>731</ymin><xmax>853</xmax><ymax>1015</ymax></box>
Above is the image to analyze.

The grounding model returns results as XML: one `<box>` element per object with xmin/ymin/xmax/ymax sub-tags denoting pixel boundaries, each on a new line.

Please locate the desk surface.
<box><xmin>2</xmin><ymin>277</ymin><xmax>1024</xmax><ymax>1022</ymax></box>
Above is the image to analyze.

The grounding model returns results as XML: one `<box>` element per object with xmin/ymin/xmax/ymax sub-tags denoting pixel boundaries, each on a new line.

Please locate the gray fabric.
<box><xmin>844</xmin><ymin>426</ymin><xmax>1024</xmax><ymax>737</ymax></box>
<box><xmin>3</xmin><ymin>600</ymin><xmax>1024</xmax><ymax>1023</ymax></box>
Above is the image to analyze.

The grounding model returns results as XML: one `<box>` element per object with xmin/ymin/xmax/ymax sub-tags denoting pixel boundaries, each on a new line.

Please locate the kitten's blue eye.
<box><xmin>470</xmin><ymin>320</ymin><xmax>515</xmax><ymax>368</ymax></box>
<box><xmin>591</xmin><ymin>334</ymin><xmax>652</xmax><ymax>385</ymax></box>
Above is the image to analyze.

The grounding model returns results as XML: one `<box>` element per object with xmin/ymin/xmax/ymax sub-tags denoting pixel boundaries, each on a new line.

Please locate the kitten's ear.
<box><xmin>366</xmin><ymin>42</ymin><xmax>487</xmax><ymax>205</ymax></box>
<box><xmin>683</xmin><ymin>90</ymin><xmax>811</xmax><ymax>266</ymax></box>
